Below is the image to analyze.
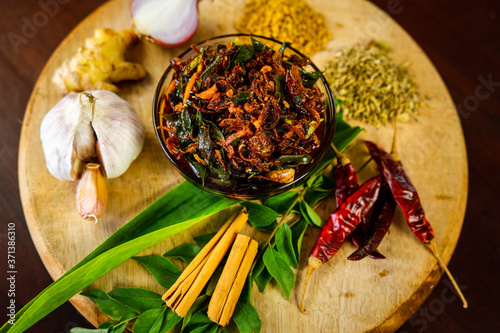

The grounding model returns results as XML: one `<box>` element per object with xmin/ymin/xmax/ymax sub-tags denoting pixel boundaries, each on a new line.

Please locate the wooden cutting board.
<box><xmin>18</xmin><ymin>0</ymin><xmax>468</xmax><ymax>332</ymax></box>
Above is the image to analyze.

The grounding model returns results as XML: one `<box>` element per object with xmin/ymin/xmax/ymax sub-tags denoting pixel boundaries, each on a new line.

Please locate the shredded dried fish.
<box><xmin>324</xmin><ymin>41</ymin><xmax>421</xmax><ymax>126</ymax></box>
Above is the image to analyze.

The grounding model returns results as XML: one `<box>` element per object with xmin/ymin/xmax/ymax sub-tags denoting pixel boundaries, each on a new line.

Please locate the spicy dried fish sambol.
<box><xmin>158</xmin><ymin>38</ymin><xmax>326</xmax><ymax>190</ymax></box>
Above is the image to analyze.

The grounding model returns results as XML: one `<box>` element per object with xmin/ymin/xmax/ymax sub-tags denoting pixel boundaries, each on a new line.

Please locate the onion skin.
<box><xmin>130</xmin><ymin>0</ymin><xmax>200</xmax><ymax>48</ymax></box>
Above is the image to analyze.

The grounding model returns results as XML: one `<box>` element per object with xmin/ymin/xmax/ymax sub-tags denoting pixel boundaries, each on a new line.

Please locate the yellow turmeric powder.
<box><xmin>235</xmin><ymin>0</ymin><xmax>332</xmax><ymax>55</ymax></box>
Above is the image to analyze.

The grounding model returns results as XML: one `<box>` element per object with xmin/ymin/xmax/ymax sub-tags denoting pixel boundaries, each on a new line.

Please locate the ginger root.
<box><xmin>53</xmin><ymin>29</ymin><xmax>146</xmax><ymax>94</ymax></box>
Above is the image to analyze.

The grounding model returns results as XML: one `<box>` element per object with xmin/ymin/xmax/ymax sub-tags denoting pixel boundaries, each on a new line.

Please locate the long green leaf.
<box><xmin>1</xmin><ymin>182</ymin><xmax>238</xmax><ymax>333</ymax></box>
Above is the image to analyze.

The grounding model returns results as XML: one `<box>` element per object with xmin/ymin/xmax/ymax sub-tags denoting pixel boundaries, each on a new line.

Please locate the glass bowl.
<box><xmin>153</xmin><ymin>34</ymin><xmax>336</xmax><ymax>200</ymax></box>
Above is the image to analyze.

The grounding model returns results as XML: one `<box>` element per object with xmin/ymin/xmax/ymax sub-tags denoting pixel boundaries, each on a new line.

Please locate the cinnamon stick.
<box><xmin>207</xmin><ymin>234</ymin><xmax>258</xmax><ymax>326</ymax></box>
<box><xmin>162</xmin><ymin>208</ymin><xmax>248</xmax><ymax>317</ymax></box>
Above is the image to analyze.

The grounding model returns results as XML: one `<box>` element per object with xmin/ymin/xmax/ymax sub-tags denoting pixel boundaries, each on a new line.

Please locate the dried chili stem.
<box><xmin>330</xmin><ymin>143</ymin><xmax>350</xmax><ymax>166</ymax></box>
<box><xmin>426</xmin><ymin>242</ymin><xmax>468</xmax><ymax>308</ymax></box>
<box><xmin>391</xmin><ymin>106</ymin><xmax>401</xmax><ymax>161</ymax></box>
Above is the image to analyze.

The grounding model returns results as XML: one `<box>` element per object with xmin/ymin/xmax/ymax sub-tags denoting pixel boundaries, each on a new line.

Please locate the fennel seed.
<box><xmin>324</xmin><ymin>41</ymin><xmax>422</xmax><ymax>126</ymax></box>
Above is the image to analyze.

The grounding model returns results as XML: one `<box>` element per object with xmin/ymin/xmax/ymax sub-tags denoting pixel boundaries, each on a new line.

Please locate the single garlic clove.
<box><xmin>76</xmin><ymin>163</ymin><xmax>107</xmax><ymax>222</ymax></box>
<box><xmin>74</xmin><ymin>92</ymin><xmax>98</xmax><ymax>161</ymax></box>
<box><xmin>89</xmin><ymin>90</ymin><xmax>144</xmax><ymax>178</ymax></box>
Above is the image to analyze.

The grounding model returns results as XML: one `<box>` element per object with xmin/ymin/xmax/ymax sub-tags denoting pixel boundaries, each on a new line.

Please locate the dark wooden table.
<box><xmin>1</xmin><ymin>0</ymin><xmax>498</xmax><ymax>332</ymax></box>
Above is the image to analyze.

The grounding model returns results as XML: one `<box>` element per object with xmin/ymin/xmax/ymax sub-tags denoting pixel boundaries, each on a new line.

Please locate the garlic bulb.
<box><xmin>40</xmin><ymin>90</ymin><xmax>144</xmax><ymax>180</ymax></box>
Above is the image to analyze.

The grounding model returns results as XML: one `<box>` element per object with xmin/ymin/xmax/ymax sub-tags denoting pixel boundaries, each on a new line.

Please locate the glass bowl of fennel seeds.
<box><xmin>153</xmin><ymin>34</ymin><xmax>336</xmax><ymax>200</ymax></box>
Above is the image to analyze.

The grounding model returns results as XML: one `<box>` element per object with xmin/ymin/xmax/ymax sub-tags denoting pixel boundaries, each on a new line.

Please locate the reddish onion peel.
<box><xmin>131</xmin><ymin>0</ymin><xmax>199</xmax><ymax>48</ymax></box>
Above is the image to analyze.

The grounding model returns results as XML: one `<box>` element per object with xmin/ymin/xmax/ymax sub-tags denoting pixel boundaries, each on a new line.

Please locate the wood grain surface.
<box><xmin>1</xmin><ymin>0</ymin><xmax>499</xmax><ymax>332</ymax></box>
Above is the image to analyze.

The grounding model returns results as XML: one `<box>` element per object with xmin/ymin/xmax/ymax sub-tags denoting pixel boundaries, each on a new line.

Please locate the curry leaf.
<box><xmin>193</xmin><ymin>232</ymin><xmax>216</xmax><ymax>247</ymax></box>
<box><xmin>133</xmin><ymin>307</ymin><xmax>182</xmax><ymax>333</ymax></box>
<box><xmin>233</xmin><ymin>301</ymin><xmax>262</xmax><ymax>333</ymax></box>
<box><xmin>231</xmin><ymin>92</ymin><xmax>250</xmax><ymax>105</ymax></box>
<box><xmin>70</xmin><ymin>328</ymin><xmax>108</xmax><ymax>333</ymax></box>
<box><xmin>182</xmin><ymin>311</ymin><xmax>214</xmax><ymax>332</ymax></box>
<box><xmin>263</xmin><ymin>191</ymin><xmax>298</xmax><ymax>214</ymax></box>
<box><xmin>300</xmin><ymin>69</ymin><xmax>323</xmax><ymax>89</ymax></box>
<box><xmin>255</xmin><ymin>267</ymin><xmax>273</xmax><ymax>293</ymax></box>
<box><xmin>181</xmin><ymin>295</ymin><xmax>209</xmax><ymax>332</ymax></box>
<box><xmin>274</xmin><ymin>73</ymin><xmax>284</xmax><ymax>101</ymax></box>
<box><xmin>168</xmin><ymin>76</ymin><xmax>184</xmax><ymax>104</ymax></box>
<box><xmin>189</xmin><ymin>160</ymin><xmax>208</xmax><ymax>186</ymax></box>
<box><xmin>304</xmin><ymin>188</ymin><xmax>331</xmax><ymax>207</ymax></box>
<box><xmin>175</xmin><ymin>106</ymin><xmax>192</xmax><ymax>144</ymax></box>
<box><xmin>300</xmin><ymin>201</ymin><xmax>323</xmax><ymax>227</ymax></box>
<box><xmin>132</xmin><ymin>308</ymin><xmax>164</xmax><ymax>333</ymax></box>
<box><xmin>251</xmin><ymin>36</ymin><xmax>269</xmax><ymax>54</ymax></box>
<box><xmin>201</xmin><ymin>56</ymin><xmax>221</xmax><ymax>81</ymax></box>
<box><xmin>206</xmin><ymin>267</ymin><xmax>224</xmax><ymax>296</ymax></box>
<box><xmin>205</xmin><ymin>120</ymin><xmax>225</xmax><ymax>141</ymax></box>
<box><xmin>132</xmin><ymin>256</ymin><xmax>181</xmax><ymax>289</ymax></box>
<box><xmin>263</xmin><ymin>247</ymin><xmax>295</xmax><ymax>299</ymax></box>
<box><xmin>191</xmin><ymin>324</ymin><xmax>219</xmax><ymax>333</ymax></box>
<box><xmin>232</xmin><ymin>44</ymin><xmax>254</xmax><ymax>66</ymax></box>
<box><xmin>241</xmin><ymin>201</ymin><xmax>279</xmax><ymax>231</ymax></box>
<box><xmin>164</xmin><ymin>243</ymin><xmax>201</xmax><ymax>265</ymax></box>
<box><xmin>250</xmin><ymin>251</ymin><xmax>265</xmax><ymax>283</ymax></box>
<box><xmin>79</xmin><ymin>289</ymin><xmax>137</xmax><ymax>322</ymax></box>
<box><xmin>94</xmin><ymin>320</ymin><xmax>126</xmax><ymax>332</ymax></box>
<box><xmin>107</xmin><ymin>288</ymin><xmax>163</xmax><ymax>314</ymax></box>
<box><xmin>111</xmin><ymin>322</ymin><xmax>127</xmax><ymax>333</ymax></box>
<box><xmin>290</xmin><ymin>219</ymin><xmax>308</xmax><ymax>262</ymax></box>
<box><xmin>275</xmin><ymin>224</ymin><xmax>298</xmax><ymax>268</ymax></box>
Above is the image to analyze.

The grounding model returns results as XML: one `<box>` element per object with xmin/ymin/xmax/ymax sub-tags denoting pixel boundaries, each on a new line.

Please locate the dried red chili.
<box><xmin>332</xmin><ymin>147</ymin><xmax>384</xmax><ymax>259</ymax></box>
<box><xmin>300</xmin><ymin>174</ymin><xmax>382</xmax><ymax>312</ymax></box>
<box><xmin>365</xmin><ymin>141</ymin><xmax>434</xmax><ymax>243</ymax></box>
<box><xmin>365</xmin><ymin>139</ymin><xmax>467</xmax><ymax>308</ymax></box>
<box><xmin>348</xmin><ymin>181</ymin><xmax>396</xmax><ymax>260</ymax></box>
